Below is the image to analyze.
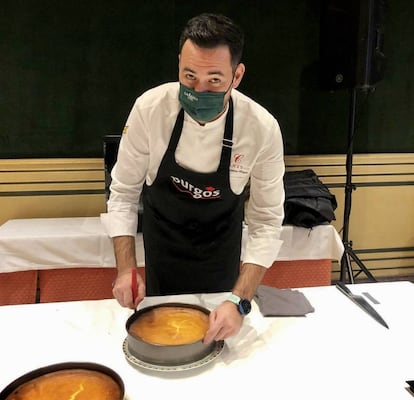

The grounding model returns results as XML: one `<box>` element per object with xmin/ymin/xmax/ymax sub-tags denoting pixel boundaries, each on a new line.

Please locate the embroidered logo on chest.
<box><xmin>171</xmin><ymin>176</ymin><xmax>221</xmax><ymax>199</ymax></box>
<box><xmin>230</xmin><ymin>153</ymin><xmax>249</xmax><ymax>174</ymax></box>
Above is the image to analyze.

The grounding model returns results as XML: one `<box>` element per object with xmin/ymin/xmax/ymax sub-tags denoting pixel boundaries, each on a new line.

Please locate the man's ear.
<box><xmin>232</xmin><ymin>63</ymin><xmax>246</xmax><ymax>89</ymax></box>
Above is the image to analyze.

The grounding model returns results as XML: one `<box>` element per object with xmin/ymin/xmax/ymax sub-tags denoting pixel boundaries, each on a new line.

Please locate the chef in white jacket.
<box><xmin>104</xmin><ymin>13</ymin><xmax>285</xmax><ymax>344</ymax></box>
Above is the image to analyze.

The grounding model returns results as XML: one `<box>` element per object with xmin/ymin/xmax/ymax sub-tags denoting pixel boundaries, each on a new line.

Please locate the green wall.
<box><xmin>1</xmin><ymin>0</ymin><xmax>413</xmax><ymax>158</ymax></box>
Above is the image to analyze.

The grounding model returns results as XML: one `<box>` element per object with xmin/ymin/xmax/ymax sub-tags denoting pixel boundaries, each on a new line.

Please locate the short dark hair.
<box><xmin>179</xmin><ymin>13</ymin><xmax>244</xmax><ymax>68</ymax></box>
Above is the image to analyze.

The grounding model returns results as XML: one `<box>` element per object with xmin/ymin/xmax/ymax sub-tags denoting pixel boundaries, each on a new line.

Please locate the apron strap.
<box><xmin>218</xmin><ymin>97</ymin><xmax>234</xmax><ymax>172</ymax></box>
<box><xmin>167</xmin><ymin>108</ymin><xmax>185</xmax><ymax>153</ymax></box>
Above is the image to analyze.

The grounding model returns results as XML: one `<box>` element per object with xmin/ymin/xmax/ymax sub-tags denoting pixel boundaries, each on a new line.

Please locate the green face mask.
<box><xmin>178</xmin><ymin>83</ymin><xmax>227</xmax><ymax>122</ymax></box>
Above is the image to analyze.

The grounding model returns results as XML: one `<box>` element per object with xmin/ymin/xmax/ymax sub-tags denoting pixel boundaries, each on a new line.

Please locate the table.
<box><xmin>1</xmin><ymin>281</ymin><xmax>413</xmax><ymax>400</ymax></box>
<box><xmin>0</xmin><ymin>217</ymin><xmax>344</xmax><ymax>271</ymax></box>
<box><xmin>0</xmin><ymin>217</ymin><xmax>344</xmax><ymax>304</ymax></box>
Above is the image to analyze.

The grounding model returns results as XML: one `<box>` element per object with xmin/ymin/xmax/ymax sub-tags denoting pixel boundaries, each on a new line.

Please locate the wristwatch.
<box><xmin>227</xmin><ymin>293</ymin><xmax>252</xmax><ymax>316</ymax></box>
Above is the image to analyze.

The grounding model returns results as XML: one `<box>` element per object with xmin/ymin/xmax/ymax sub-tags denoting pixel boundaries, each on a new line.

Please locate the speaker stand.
<box><xmin>339</xmin><ymin>87</ymin><xmax>376</xmax><ymax>284</ymax></box>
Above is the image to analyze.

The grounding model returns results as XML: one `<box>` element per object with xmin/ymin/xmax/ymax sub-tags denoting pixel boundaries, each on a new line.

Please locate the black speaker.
<box><xmin>319</xmin><ymin>0</ymin><xmax>386</xmax><ymax>90</ymax></box>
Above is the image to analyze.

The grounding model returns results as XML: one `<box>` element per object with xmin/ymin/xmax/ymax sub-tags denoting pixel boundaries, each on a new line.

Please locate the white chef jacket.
<box><xmin>104</xmin><ymin>82</ymin><xmax>285</xmax><ymax>268</ymax></box>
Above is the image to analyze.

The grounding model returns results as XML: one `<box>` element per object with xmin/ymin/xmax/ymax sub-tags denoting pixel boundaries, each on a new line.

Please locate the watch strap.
<box><xmin>227</xmin><ymin>293</ymin><xmax>251</xmax><ymax>315</ymax></box>
<box><xmin>227</xmin><ymin>293</ymin><xmax>241</xmax><ymax>305</ymax></box>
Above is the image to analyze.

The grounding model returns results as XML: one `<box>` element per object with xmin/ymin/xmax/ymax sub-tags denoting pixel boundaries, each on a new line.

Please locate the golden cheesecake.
<box><xmin>129</xmin><ymin>306</ymin><xmax>209</xmax><ymax>345</ymax></box>
<box><xmin>4</xmin><ymin>369</ymin><xmax>122</xmax><ymax>400</ymax></box>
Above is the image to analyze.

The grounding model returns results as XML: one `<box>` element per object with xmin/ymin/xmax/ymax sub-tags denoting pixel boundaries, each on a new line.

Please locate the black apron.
<box><xmin>142</xmin><ymin>99</ymin><xmax>246</xmax><ymax>295</ymax></box>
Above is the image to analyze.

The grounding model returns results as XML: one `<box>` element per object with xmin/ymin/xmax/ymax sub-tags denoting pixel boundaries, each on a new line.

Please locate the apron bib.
<box><xmin>142</xmin><ymin>99</ymin><xmax>246</xmax><ymax>295</ymax></box>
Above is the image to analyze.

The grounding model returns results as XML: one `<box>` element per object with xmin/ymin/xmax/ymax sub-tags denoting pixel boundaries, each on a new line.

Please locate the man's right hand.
<box><xmin>112</xmin><ymin>236</ymin><xmax>145</xmax><ymax>309</ymax></box>
<box><xmin>112</xmin><ymin>268</ymin><xmax>145</xmax><ymax>309</ymax></box>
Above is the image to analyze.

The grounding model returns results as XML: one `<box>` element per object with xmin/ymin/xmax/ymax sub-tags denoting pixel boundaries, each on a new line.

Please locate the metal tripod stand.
<box><xmin>339</xmin><ymin>87</ymin><xmax>377</xmax><ymax>283</ymax></box>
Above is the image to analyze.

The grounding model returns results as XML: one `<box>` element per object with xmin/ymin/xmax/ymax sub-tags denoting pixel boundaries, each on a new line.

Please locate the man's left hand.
<box><xmin>203</xmin><ymin>301</ymin><xmax>243</xmax><ymax>344</ymax></box>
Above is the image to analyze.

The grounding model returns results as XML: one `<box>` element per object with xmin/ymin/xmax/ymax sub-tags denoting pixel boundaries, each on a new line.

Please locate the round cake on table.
<box><xmin>126</xmin><ymin>303</ymin><xmax>216</xmax><ymax>366</ymax></box>
<box><xmin>4</xmin><ymin>369</ymin><xmax>122</xmax><ymax>400</ymax></box>
<box><xmin>129</xmin><ymin>305</ymin><xmax>209</xmax><ymax>345</ymax></box>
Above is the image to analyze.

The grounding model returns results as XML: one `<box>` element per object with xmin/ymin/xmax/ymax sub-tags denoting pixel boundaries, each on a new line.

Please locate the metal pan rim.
<box><xmin>0</xmin><ymin>361</ymin><xmax>124</xmax><ymax>400</ymax></box>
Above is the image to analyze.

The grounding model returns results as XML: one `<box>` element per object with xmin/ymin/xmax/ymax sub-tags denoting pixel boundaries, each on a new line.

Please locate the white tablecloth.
<box><xmin>0</xmin><ymin>217</ymin><xmax>344</xmax><ymax>273</ymax></box>
<box><xmin>0</xmin><ymin>281</ymin><xmax>413</xmax><ymax>400</ymax></box>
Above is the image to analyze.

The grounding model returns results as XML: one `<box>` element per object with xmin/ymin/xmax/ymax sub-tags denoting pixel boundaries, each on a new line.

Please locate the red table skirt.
<box><xmin>261</xmin><ymin>259</ymin><xmax>332</xmax><ymax>288</ymax></box>
<box><xmin>0</xmin><ymin>270</ymin><xmax>38</xmax><ymax>305</ymax></box>
<box><xmin>1</xmin><ymin>260</ymin><xmax>330</xmax><ymax>305</ymax></box>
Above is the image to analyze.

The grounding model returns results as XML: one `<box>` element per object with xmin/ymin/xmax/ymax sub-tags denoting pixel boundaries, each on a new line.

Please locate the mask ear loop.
<box><xmin>221</xmin><ymin>71</ymin><xmax>236</xmax><ymax>116</ymax></box>
<box><xmin>225</xmin><ymin>71</ymin><xmax>236</xmax><ymax>94</ymax></box>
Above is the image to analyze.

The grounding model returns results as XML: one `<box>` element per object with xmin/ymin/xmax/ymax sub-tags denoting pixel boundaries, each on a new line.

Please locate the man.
<box><xmin>104</xmin><ymin>13</ymin><xmax>285</xmax><ymax>344</ymax></box>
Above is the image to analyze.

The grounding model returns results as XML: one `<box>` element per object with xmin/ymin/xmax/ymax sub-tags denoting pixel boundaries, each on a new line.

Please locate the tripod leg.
<box><xmin>340</xmin><ymin>248</ymin><xmax>355</xmax><ymax>284</ymax></box>
<box><xmin>347</xmin><ymin>247</ymin><xmax>377</xmax><ymax>282</ymax></box>
<box><xmin>338</xmin><ymin>88</ymin><xmax>376</xmax><ymax>284</ymax></box>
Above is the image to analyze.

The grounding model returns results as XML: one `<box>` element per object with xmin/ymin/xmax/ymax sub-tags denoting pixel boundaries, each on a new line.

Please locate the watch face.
<box><xmin>239</xmin><ymin>299</ymin><xmax>252</xmax><ymax>315</ymax></box>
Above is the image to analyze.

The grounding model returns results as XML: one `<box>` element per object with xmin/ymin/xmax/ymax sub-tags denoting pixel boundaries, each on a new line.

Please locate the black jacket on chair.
<box><xmin>283</xmin><ymin>169</ymin><xmax>337</xmax><ymax>228</ymax></box>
